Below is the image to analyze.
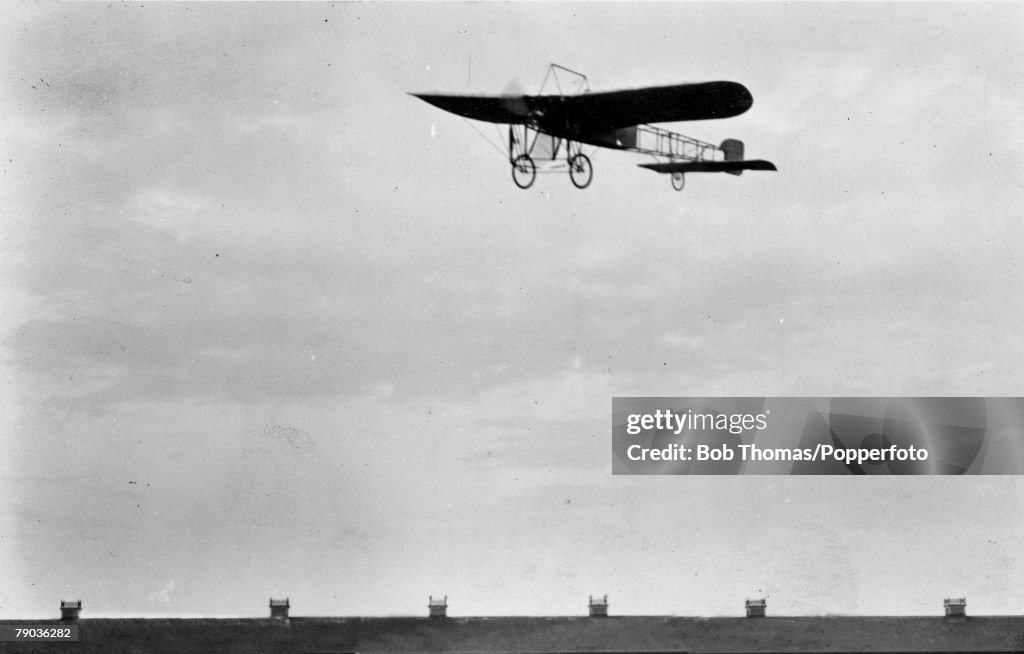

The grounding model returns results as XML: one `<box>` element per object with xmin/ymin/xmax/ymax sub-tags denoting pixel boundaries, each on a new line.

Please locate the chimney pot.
<box><xmin>588</xmin><ymin>594</ymin><xmax>609</xmax><ymax>617</ymax></box>
<box><xmin>428</xmin><ymin>595</ymin><xmax>447</xmax><ymax>618</ymax></box>
<box><xmin>745</xmin><ymin>598</ymin><xmax>767</xmax><ymax>618</ymax></box>
<box><xmin>944</xmin><ymin>597</ymin><xmax>966</xmax><ymax>618</ymax></box>
<box><xmin>269</xmin><ymin>597</ymin><xmax>290</xmax><ymax>619</ymax></box>
<box><xmin>60</xmin><ymin>600</ymin><xmax>81</xmax><ymax>622</ymax></box>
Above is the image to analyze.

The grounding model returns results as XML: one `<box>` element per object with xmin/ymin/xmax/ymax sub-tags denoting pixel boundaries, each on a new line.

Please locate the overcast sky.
<box><xmin>2</xmin><ymin>2</ymin><xmax>1023</xmax><ymax>620</ymax></box>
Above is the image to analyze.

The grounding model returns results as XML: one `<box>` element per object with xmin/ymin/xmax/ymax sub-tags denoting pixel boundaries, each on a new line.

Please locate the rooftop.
<box><xmin>1</xmin><ymin>615</ymin><xmax>1023</xmax><ymax>654</ymax></box>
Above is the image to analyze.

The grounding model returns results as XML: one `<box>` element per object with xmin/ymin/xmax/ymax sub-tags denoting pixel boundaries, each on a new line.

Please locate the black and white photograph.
<box><xmin>1</xmin><ymin>2</ymin><xmax>1023</xmax><ymax>652</ymax></box>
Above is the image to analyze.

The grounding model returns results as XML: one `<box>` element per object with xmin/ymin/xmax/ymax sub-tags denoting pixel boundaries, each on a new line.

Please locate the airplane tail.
<box><xmin>720</xmin><ymin>139</ymin><xmax>745</xmax><ymax>176</ymax></box>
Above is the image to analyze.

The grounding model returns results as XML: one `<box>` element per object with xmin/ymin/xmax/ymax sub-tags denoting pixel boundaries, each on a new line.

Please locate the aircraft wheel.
<box><xmin>671</xmin><ymin>172</ymin><xmax>686</xmax><ymax>192</ymax></box>
<box><xmin>511</xmin><ymin>155</ymin><xmax>536</xmax><ymax>189</ymax></box>
<box><xmin>568</xmin><ymin>154</ymin><xmax>593</xmax><ymax>189</ymax></box>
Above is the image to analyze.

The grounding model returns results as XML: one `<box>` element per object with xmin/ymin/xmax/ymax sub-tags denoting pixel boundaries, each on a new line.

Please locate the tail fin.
<box><xmin>720</xmin><ymin>139</ymin><xmax>745</xmax><ymax>176</ymax></box>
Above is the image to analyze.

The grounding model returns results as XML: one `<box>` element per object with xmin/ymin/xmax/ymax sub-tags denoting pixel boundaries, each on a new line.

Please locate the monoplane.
<box><xmin>411</xmin><ymin>64</ymin><xmax>776</xmax><ymax>192</ymax></box>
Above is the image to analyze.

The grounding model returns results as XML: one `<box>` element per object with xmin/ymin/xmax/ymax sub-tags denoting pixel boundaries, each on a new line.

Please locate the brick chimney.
<box><xmin>944</xmin><ymin>597</ymin><xmax>966</xmax><ymax>618</ymax></box>
<box><xmin>269</xmin><ymin>597</ymin><xmax>290</xmax><ymax>619</ymax></box>
<box><xmin>428</xmin><ymin>595</ymin><xmax>447</xmax><ymax>618</ymax></box>
<box><xmin>745</xmin><ymin>598</ymin><xmax>766</xmax><ymax>617</ymax></box>
<box><xmin>60</xmin><ymin>600</ymin><xmax>81</xmax><ymax>622</ymax></box>
<box><xmin>588</xmin><ymin>595</ymin><xmax>608</xmax><ymax>617</ymax></box>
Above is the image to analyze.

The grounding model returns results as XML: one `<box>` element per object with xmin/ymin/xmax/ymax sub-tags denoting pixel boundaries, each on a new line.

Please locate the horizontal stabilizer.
<box><xmin>638</xmin><ymin>159</ymin><xmax>777</xmax><ymax>174</ymax></box>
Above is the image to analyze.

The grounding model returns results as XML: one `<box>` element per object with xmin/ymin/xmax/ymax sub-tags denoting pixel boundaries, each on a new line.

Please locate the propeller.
<box><xmin>500</xmin><ymin>78</ymin><xmax>530</xmax><ymax>118</ymax></box>
<box><xmin>502</xmin><ymin>77</ymin><xmax>525</xmax><ymax>96</ymax></box>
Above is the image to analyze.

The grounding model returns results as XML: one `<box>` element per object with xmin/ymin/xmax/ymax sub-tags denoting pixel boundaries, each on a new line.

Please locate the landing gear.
<box><xmin>671</xmin><ymin>172</ymin><xmax>686</xmax><ymax>192</ymax></box>
<box><xmin>568</xmin><ymin>153</ymin><xmax>593</xmax><ymax>189</ymax></box>
<box><xmin>508</xmin><ymin>124</ymin><xmax>594</xmax><ymax>190</ymax></box>
<box><xmin>511</xmin><ymin>154</ymin><xmax>536</xmax><ymax>189</ymax></box>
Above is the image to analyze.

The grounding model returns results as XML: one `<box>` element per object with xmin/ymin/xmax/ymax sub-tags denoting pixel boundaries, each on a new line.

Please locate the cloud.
<box><xmin>660</xmin><ymin>332</ymin><xmax>704</xmax><ymax>351</ymax></box>
<box><xmin>148</xmin><ymin>579</ymin><xmax>177</xmax><ymax>604</ymax></box>
<box><xmin>4</xmin><ymin>0</ymin><xmax>1024</xmax><ymax>620</ymax></box>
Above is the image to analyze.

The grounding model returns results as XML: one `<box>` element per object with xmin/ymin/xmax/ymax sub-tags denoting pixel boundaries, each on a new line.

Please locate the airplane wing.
<box><xmin>557</xmin><ymin>82</ymin><xmax>753</xmax><ymax>129</ymax></box>
<box><xmin>638</xmin><ymin>159</ymin><xmax>778</xmax><ymax>174</ymax></box>
<box><xmin>408</xmin><ymin>92</ymin><xmax>534</xmax><ymax>125</ymax></box>
<box><xmin>411</xmin><ymin>81</ymin><xmax>754</xmax><ymax>131</ymax></box>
